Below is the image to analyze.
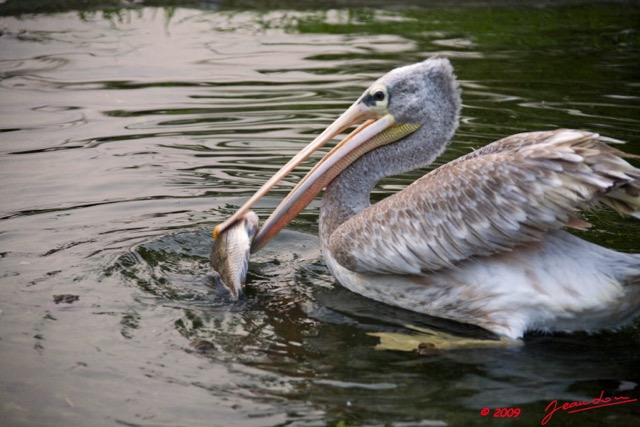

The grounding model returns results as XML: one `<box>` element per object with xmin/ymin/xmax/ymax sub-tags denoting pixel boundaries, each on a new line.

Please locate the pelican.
<box><xmin>214</xmin><ymin>58</ymin><xmax>640</xmax><ymax>340</ymax></box>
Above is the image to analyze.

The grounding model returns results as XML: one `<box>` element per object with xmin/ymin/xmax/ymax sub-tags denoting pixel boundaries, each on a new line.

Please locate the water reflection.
<box><xmin>0</xmin><ymin>3</ymin><xmax>639</xmax><ymax>427</ymax></box>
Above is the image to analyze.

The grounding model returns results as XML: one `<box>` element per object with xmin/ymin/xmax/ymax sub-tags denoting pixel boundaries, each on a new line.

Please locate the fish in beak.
<box><xmin>213</xmin><ymin>87</ymin><xmax>421</xmax><ymax>253</ymax></box>
<box><xmin>210</xmin><ymin>211</ymin><xmax>259</xmax><ymax>300</ymax></box>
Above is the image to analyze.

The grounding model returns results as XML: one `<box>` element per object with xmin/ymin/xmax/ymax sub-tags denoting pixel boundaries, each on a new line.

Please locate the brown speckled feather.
<box><xmin>328</xmin><ymin>129</ymin><xmax>640</xmax><ymax>275</ymax></box>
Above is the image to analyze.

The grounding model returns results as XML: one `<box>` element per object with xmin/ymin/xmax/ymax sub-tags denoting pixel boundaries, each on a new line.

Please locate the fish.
<box><xmin>209</xmin><ymin>211</ymin><xmax>259</xmax><ymax>300</ymax></box>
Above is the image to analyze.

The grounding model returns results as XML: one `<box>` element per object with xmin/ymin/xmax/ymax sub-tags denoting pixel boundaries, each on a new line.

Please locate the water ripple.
<box><xmin>1</xmin><ymin>6</ymin><xmax>639</xmax><ymax>427</ymax></box>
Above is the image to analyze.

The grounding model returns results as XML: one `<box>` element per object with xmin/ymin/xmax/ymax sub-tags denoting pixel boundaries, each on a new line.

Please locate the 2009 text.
<box><xmin>479</xmin><ymin>407</ymin><xmax>521</xmax><ymax>418</ymax></box>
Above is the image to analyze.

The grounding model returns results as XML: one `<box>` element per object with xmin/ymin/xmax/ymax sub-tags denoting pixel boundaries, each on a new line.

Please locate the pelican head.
<box><xmin>213</xmin><ymin>57</ymin><xmax>461</xmax><ymax>252</ymax></box>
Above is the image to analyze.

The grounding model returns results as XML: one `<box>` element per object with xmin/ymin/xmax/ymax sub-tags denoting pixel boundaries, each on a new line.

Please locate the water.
<box><xmin>1</xmin><ymin>2</ymin><xmax>639</xmax><ymax>426</ymax></box>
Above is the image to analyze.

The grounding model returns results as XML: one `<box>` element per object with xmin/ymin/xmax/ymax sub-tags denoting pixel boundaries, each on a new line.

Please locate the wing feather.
<box><xmin>328</xmin><ymin>129</ymin><xmax>640</xmax><ymax>275</ymax></box>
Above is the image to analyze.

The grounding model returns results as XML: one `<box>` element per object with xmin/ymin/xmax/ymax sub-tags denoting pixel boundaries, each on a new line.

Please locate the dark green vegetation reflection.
<box><xmin>0</xmin><ymin>1</ymin><xmax>639</xmax><ymax>427</ymax></box>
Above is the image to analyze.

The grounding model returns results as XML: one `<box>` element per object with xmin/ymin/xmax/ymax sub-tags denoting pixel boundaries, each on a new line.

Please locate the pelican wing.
<box><xmin>328</xmin><ymin>129</ymin><xmax>640</xmax><ymax>275</ymax></box>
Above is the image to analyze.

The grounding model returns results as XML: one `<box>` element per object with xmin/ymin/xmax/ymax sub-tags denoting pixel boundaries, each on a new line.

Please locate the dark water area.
<box><xmin>1</xmin><ymin>1</ymin><xmax>639</xmax><ymax>426</ymax></box>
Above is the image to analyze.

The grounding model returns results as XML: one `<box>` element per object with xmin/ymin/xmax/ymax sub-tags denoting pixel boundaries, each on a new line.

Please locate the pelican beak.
<box><xmin>213</xmin><ymin>99</ymin><xmax>421</xmax><ymax>252</ymax></box>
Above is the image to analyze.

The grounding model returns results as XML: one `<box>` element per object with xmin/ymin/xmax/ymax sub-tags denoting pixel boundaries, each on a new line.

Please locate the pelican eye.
<box><xmin>362</xmin><ymin>85</ymin><xmax>389</xmax><ymax>108</ymax></box>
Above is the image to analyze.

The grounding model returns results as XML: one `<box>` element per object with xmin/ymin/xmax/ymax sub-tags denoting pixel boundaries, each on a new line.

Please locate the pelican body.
<box><xmin>214</xmin><ymin>58</ymin><xmax>640</xmax><ymax>339</ymax></box>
